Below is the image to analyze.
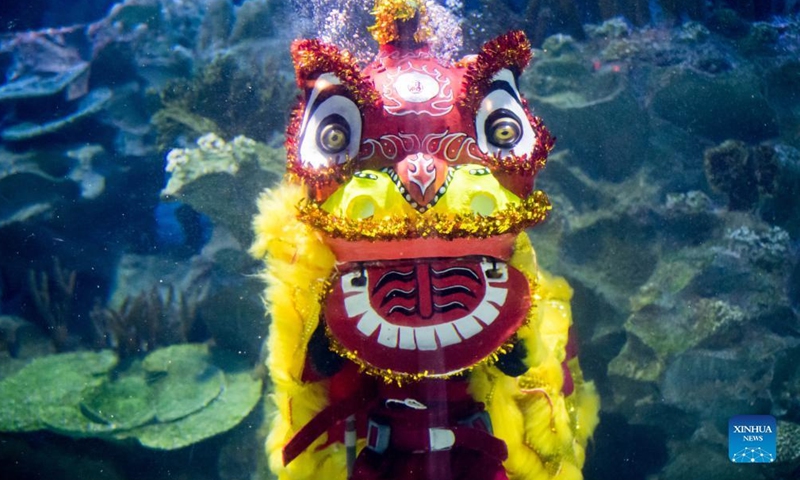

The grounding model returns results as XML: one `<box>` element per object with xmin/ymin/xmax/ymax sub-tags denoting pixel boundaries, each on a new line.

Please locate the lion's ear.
<box><xmin>459</xmin><ymin>30</ymin><xmax>532</xmax><ymax>113</ymax></box>
<box><xmin>290</xmin><ymin>38</ymin><xmax>380</xmax><ymax>109</ymax></box>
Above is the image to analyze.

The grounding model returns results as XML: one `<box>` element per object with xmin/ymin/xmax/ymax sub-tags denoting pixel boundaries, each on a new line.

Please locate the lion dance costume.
<box><xmin>251</xmin><ymin>2</ymin><xmax>600</xmax><ymax>479</ymax></box>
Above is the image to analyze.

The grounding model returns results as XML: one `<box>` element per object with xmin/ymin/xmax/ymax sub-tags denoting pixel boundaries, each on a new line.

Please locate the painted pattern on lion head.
<box><xmin>284</xmin><ymin>6</ymin><xmax>555</xmax><ymax>380</ymax></box>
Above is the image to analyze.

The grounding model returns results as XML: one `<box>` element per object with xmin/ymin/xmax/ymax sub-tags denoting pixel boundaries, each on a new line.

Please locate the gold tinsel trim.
<box><xmin>460</xmin><ymin>30</ymin><xmax>532</xmax><ymax>114</ymax></box>
<box><xmin>297</xmin><ymin>190</ymin><xmax>551</xmax><ymax>241</ymax></box>
<box><xmin>326</xmin><ymin>327</ymin><xmax>518</xmax><ymax>386</ymax></box>
<box><xmin>290</xmin><ymin>39</ymin><xmax>381</xmax><ymax>110</ymax></box>
<box><xmin>286</xmin><ymin>157</ymin><xmax>357</xmax><ymax>188</ymax></box>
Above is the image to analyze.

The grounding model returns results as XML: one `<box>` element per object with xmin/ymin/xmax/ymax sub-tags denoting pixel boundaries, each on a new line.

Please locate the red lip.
<box><xmin>323</xmin><ymin>232</ymin><xmax>517</xmax><ymax>263</ymax></box>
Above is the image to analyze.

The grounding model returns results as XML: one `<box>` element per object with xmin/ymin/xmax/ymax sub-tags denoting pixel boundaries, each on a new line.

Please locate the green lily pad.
<box><xmin>118</xmin><ymin>370</ymin><xmax>262</xmax><ymax>450</ymax></box>
<box><xmin>0</xmin><ymin>350</ymin><xmax>117</xmax><ymax>432</ymax></box>
<box><xmin>79</xmin><ymin>374</ymin><xmax>156</xmax><ymax>429</ymax></box>
<box><xmin>143</xmin><ymin>343</ymin><xmax>224</xmax><ymax>422</ymax></box>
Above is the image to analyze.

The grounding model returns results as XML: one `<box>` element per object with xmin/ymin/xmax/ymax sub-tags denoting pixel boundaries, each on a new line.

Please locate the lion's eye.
<box><xmin>318</xmin><ymin>117</ymin><xmax>350</xmax><ymax>154</ymax></box>
<box><xmin>474</xmin><ymin>69</ymin><xmax>536</xmax><ymax>158</ymax></box>
<box><xmin>486</xmin><ymin>110</ymin><xmax>522</xmax><ymax>149</ymax></box>
<box><xmin>298</xmin><ymin>92</ymin><xmax>362</xmax><ymax>169</ymax></box>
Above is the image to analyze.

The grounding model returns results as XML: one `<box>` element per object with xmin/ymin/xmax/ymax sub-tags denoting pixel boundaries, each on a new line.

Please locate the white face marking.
<box><xmin>394</xmin><ymin>72</ymin><xmax>439</xmax><ymax>103</ymax></box>
<box><xmin>301</xmin><ymin>73</ymin><xmax>341</xmax><ymax>130</ymax></box>
<box><xmin>382</xmin><ymin>63</ymin><xmax>454</xmax><ymax>117</ymax></box>
<box><xmin>474</xmin><ymin>69</ymin><xmax>536</xmax><ymax>158</ymax></box>
<box><xmin>339</xmin><ymin>259</ymin><xmax>510</xmax><ymax>350</ymax></box>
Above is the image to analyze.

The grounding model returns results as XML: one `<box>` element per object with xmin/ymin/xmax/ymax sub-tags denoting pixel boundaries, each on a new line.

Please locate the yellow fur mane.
<box><xmin>252</xmin><ymin>182</ymin><xmax>600</xmax><ymax>480</ymax></box>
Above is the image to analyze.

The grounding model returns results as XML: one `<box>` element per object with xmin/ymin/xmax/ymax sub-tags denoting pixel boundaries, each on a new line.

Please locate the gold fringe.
<box><xmin>297</xmin><ymin>190</ymin><xmax>551</xmax><ymax>241</ymax></box>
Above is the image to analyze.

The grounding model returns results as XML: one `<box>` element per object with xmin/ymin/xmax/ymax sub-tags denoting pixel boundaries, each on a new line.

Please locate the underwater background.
<box><xmin>0</xmin><ymin>0</ymin><xmax>799</xmax><ymax>479</ymax></box>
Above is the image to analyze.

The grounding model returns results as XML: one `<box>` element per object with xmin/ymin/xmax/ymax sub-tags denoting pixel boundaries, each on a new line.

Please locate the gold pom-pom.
<box><xmin>368</xmin><ymin>0</ymin><xmax>431</xmax><ymax>46</ymax></box>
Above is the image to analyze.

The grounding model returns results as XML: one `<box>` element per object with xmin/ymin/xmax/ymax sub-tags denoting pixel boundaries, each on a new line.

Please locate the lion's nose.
<box><xmin>393</xmin><ymin>153</ymin><xmax>449</xmax><ymax>212</ymax></box>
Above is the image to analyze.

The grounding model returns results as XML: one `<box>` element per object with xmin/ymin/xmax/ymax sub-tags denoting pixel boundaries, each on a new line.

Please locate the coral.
<box><xmin>703</xmin><ymin>140</ymin><xmax>788</xmax><ymax>213</ymax></box>
<box><xmin>706</xmin><ymin>7</ymin><xmax>751</xmax><ymax>39</ymax></box>
<box><xmin>521</xmin><ymin>33</ymin><xmax>648</xmax><ymax>181</ymax></box>
<box><xmin>777</xmin><ymin>421</ymin><xmax>800</xmax><ymax>470</ymax></box>
<box><xmin>660</xmin><ymin>443</ymin><xmax>764</xmax><ymax>480</ymax></box>
<box><xmin>2</xmin><ymin>88</ymin><xmax>113</xmax><ymax>142</ymax></box>
<box><xmin>0</xmin><ymin>350</ymin><xmax>118</xmax><ymax>432</ymax></box>
<box><xmin>89</xmin><ymin>285</ymin><xmax>199</xmax><ymax>358</ymax></box>
<box><xmin>724</xmin><ymin>224</ymin><xmax>792</xmax><ymax>270</ymax></box>
<box><xmin>0</xmin><ymin>144</ymin><xmax>106</xmax><ymax>227</ymax></box>
<box><xmin>758</xmin><ymin>144</ymin><xmax>800</xmax><ymax>237</ymax></box>
<box><xmin>152</xmin><ymin>51</ymin><xmax>295</xmax><ymax>147</ymax></box>
<box><xmin>703</xmin><ymin>139</ymin><xmax>758</xmax><ymax>210</ymax></box>
<box><xmin>228</xmin><ymin>0</ymin><xmax>282</xmax><ymax>43</ymax></box>
<box><xmin>197</xmin><ymin>0</ymin><xmax>235</xmax><ymax>51</ymax></box>
<box><xmin>98</xmin><ymin>229</ymin><xmax>269</xmax><ymax>362</ymax></box>
<box><xmin>0</xmin><ymin>63</ymin><xmax>89</xmax><ymax>102</ymax></box>
<box><xmin>163</xmin><ymin>133</ymin><xmax>285</xmax><ymax>245</ymax></box>
<box><xmin>660</xmin><ymin>346</ymin><xmax>775</xmax><ymax>419</ymax></box>
<box><xmin>651</xmin><ymin>67</ymin><xmax>778</xmax><ymax>142</ymax></box>
<box><xmin>584</xmin><ymin>17</ymin><xmax>632</xmax><ymax>40</ymax></box>
<box><xmin>0</xmin><ymin>25</ymin><xmax>89</xmax><ymax>97</ymax></box>
<box><xmin>65</xmin><ymin>144</ymin><xmax>107</xmax><ymax>199</ymax></box>
<box><xmin>0</xmin><ymin>315</ymin><xmax>51</xmax><ymax>360</ymax></box>
<box><xmin>27</xmin><ymin>258</ymin><xmax>78</xmax><ymax>352</ymax></box>
<box><xmin>661</xmin><ymin>191</ymin><xmax>719</xmax><ymax>244</ymax></box>
<box><xmin>0</xmin><ymin>344</ymin><xmax>263</xmax><ymax>450</ymax></box>
<box><xmin>0</xmin><ymin>149</ymin><xmax>69</xmax><ymax>228</ymax></box>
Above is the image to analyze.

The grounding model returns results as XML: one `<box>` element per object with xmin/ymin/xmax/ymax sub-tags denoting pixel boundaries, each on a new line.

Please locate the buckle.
<box><xmin>366</xmin><ymin>419</ymin><xmax>391</xmax><ymax>454</ymax></box>
<box><xmin>428</xmin><ymin>428</ymin><xmax>456</xmax><ymax>451</ymax></box>
<box><xmin>458</xmin><ymin>411</ymin><xmax>493</xmax><ymax>434</ymax></box>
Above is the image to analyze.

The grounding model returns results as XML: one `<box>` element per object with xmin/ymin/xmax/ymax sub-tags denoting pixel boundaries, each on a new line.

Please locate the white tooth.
<box><xmin>377</xmin><ymin>323</ymin><xmax>399</xmax><ymax>348</ymax></box>
<box><xmin>472</xmin><ymin>302</ymin><xmax>500</xmax><ymax>325</ymax></box>
<box><xmin>454</xmin><ymin>317</ymin><xmax>483</xmax><ymax>339</ymax></box>
<box><xmin>434</xmin><ymin>323</ymin><xmax>461</xmax><ymax>347</ymax></box>
<box><xmin>485</xmin><ymin>285</ymin><xmax>508</xmax><ymax>306</ymax></box>
<box><xmin>399</xmin><ymin>326</ymin><xmax>416</xmax><ymax>350</ymax></box>
<box><xmin>344</xmin><ymin>292</ymin><xmax>369</xmax><ymax>317</ymax></box>
<box><xmin>357</xmin><ymin>311</ymin><xmax>382</xmax><ymax>336</ymax></box>
<box><xmin>415</xmin><ymin>326</ymin><xmax>437</xmax><ymax>351</ymax></box>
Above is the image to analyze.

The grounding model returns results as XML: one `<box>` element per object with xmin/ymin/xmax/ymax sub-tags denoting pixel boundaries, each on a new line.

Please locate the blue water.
<box><xmin>0</xmin><ymin>1</ymin><xmax>799</xmax><ymax>480</ymax></box>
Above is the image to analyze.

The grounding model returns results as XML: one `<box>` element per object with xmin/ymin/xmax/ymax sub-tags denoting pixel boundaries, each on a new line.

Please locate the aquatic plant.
<box><xmin>0</xmin><ymin>343</ymin><xmax>263</xmax><ymax>450</ymax></box>
<box><xmin>26</xmin><ymin>258</ymin><xmax>78</xmax><ymax>352</ymax></box>
<box><xmin>89</xmin><ymin>285</ymin><xmax>200</xmax><ymax>359</ymax></box>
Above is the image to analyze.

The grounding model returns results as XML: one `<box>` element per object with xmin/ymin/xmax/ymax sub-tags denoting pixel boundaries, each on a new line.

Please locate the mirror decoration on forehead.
<box><xmin>251</xmin><ymin>1</ymin><xmax>600</xmax><ymax>479</ymax></box>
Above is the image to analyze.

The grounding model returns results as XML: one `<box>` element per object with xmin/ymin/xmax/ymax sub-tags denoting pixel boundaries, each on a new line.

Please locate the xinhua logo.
<box><xmin>728</xmin><ymin>415</ymin><xmax>777</xmax><ymax>463</ymax></box>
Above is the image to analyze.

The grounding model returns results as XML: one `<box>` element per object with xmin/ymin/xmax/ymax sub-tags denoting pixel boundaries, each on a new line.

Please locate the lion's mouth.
<box><xmin>324</xmin><ymin>256</ymin><xmax>531</xmax><ymax>377</ymax></box>
<box><xmin>298</xmin><ymin>189</ymin><xmax>551</xmax><ymax>243</ymax></box>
